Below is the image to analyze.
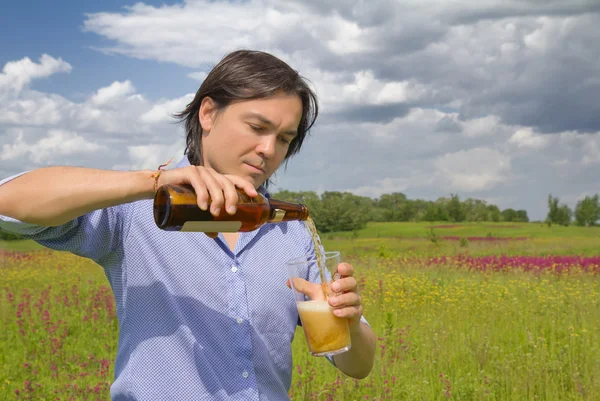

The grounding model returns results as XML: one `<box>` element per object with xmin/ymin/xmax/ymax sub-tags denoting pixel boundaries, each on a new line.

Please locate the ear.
<box><xmin>199</xmin><ymin>97</ymin><xmax>218</xmax><ymax>132</ymax></box>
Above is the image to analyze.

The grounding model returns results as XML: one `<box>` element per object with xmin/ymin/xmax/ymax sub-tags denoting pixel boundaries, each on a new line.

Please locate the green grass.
<box><xmin>0</xmin><ymin>240</ymin><xmax>45</xmax><ymax>252</ymax></box>
<box><xmin>290</xmin><ymin>260</ymin><xmax>600</xmax><ymax>400</ymax></box>
<box><xmin>326</xmin><ymin>221</ymin><xmax>600</xmax><ymax>239</ymax></box>
<box><xmin>1</xmin><ymin>222</ymin><xmax>600</xmax><ymax>400</ymax></box>
<box><xmin>320</xmin><ymin>222</ymin><xmax>600</xmax><ymax>258</ymax></box>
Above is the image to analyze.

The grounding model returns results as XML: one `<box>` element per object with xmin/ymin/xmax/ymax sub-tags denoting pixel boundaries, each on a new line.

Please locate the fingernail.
<box><xmin>227</xmin><ymin>206</ymin><xmax>236</xmax><ymax>214</ymax></box>
<box><xmin>329</xmin><ymin>297</ymin><xmax>338</xmax><ymax>306</ymax></box>
<box><xmin>331</xmin><ymin>283</ymin><xmax>339</xmax><ymax>292</ymax></box>
<box><xmin>213</xmin><ymin>208</ymin><xmax>221</xmax><ymax>216</ymax></box>
<box><xmin>200</xmin><ymin>203</ymin><xmax>207</xmax><ymax>210</ymax></box>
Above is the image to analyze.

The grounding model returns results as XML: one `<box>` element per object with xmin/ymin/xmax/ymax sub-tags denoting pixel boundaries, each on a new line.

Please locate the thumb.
<box><xmin>288</xmin><ymin>277</ymin><xmax>326</xmax><ymax>301</ymax></box>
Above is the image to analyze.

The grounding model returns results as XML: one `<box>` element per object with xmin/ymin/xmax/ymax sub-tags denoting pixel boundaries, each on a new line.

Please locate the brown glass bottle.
<box><xmin>153</xmin><ymin>184</ymin><xmax>309</xmax><ymax>232</ymax></box>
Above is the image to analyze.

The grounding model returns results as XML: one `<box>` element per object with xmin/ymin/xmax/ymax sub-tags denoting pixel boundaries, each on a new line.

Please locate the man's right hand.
<box><xmin>157</xmin><ymin>166</ymin><xmax>259</xmax><ymax>238</ymax></box>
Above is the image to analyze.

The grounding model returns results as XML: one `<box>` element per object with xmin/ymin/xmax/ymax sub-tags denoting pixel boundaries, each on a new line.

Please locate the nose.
<box><xmin>256</xmin><ymin>135</ymin><xmax>276</xmax><ymax>159</ymax></box>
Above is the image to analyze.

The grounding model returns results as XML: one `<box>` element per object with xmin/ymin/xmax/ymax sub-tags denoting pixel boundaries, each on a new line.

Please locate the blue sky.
<box><xmin>1</xmin><ymin>0</ymin><xmax>192</xmax><ymax>101</ymax></box>
<box><xmin>1</xmin><ymin>0</ymin><xmax>600</xmax><ymax>220</ymax></box>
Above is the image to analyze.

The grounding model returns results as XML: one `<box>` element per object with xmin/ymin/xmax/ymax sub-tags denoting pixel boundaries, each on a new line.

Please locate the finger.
<box><xmin>332</xmin><ymin>305</ymin><xmax>363</xmax><ymax>319</ymax></box>
<box><xmin>212</xmin><ymin>173</ymin><xmax>240</xmax><ymax>215</ymax></box>
<box><xmin>183</xmin><ymin>168</ymin><xmax>210</xmax><ymax>211</ymax></box>
<box><xmin>337</xmin><ymin>263</ymin><xmax>354</xmax><ymax>277</ymax></box>
<box><xmin>198</xmin><ymin>168</ymin><xmax>225</xmax><ymax>216</ymax></box>
<box><xmin>328</xmin><ymin>292</ymin><xmax>361</xmax><ymax>308</ymax></box>
<box><xmin>289</xmin><ymin>277</ymin><xmax>326</xmax><ymax>301</ymax></box>
<box><xmin>223</xmin><ymin>174</ymin><xmax>258</xmax><ymax>198</ymax></box>
<box><xmin>329</xmin><ymin>277</ymin><xmax>357</xmax><ymax>294</ymax></box>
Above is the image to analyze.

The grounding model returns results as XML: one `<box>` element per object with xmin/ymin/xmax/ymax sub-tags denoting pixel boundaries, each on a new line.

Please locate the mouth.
<box><xmin>244</xmin><ymin>162</ymin><xmax>265</xmax><ymax>175</ymax></box>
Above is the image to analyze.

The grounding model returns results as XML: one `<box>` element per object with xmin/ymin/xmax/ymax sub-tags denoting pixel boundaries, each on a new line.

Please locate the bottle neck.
<box><xmin>267</xmin><ymin>199</ymin><xmax>309</xmax><ymax>223</ymax></box>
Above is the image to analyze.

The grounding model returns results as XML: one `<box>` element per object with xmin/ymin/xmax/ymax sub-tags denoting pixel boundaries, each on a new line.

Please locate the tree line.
<box><xmin>271</xmin><ymin>191</ymin><xmax>529</xmax><ymax>233</ymax></box>
<box><xmin>1</xmin><ymin>192</ymin><xmax>597</xmax><ymax>240</ymax></box>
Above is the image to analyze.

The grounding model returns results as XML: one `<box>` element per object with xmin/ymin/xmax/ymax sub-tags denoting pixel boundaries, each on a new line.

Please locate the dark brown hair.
<box><xmin>174</xmin><ymin>50</ymin><xmax>318</xmax><ymax>174</ymax></box>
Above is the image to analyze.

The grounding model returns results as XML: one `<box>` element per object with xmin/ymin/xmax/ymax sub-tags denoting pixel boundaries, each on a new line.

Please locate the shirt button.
<box><xmin>231</xmin><ymin>266</ymin><xmax>238</xmax><ymax>273</ymax></box>
<box><xmin>236</xmin><ymin>317</ymin><xmax>243</xmax><ymax>324</ymax></box>
<box><xmin>242</xmin><ymin>370</ymin><xmax>249</xmax><ymax>379</ymax></box>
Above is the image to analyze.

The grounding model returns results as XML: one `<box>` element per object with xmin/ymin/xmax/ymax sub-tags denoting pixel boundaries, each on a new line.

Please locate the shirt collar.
<box><xmin>175</xmin><ymin>154</ymin><xmax>271</xmax><ymax>199</ymax></box>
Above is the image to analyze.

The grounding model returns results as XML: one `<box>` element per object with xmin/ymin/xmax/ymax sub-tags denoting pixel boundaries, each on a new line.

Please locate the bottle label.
<box><xmin>181</xmin><ymin>221</ymin><xmax>243</xmax><ymax>232</ymax></box>
<box><xmin>271</xmin><ymin>209</ymin><xmax>286</xmax><ymax>222</ymax></box>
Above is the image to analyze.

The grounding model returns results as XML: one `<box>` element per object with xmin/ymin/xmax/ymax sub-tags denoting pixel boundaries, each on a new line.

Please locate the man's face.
<box><xmin>199</xmin><ymin>92</ymin><xmax>303</xmax><ymax>188</ymax></box>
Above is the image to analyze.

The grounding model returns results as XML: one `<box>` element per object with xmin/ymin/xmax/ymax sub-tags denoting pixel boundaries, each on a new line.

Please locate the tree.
<box><xmin>546</xmin><ymin>194</ymin><xmax>572</xmax><ymax>226</ymax></box>
<box><xmin>486</xmin><ymin>205</ymin><xmax>501</xmax><ymax>222</ymax></box>
<box><xmin>546</xmin><ymin>194</ymin><xmax>560</xmax><ymax>225</ymax></box>
<box><xmin>556</xmin><ymin>204</ymin><xmax>572</xmax><ymax>226</ymax></box>
<box><xmin>377</xmin><ymin>193</ymin><xmax>409</xmax><ymax>221</ymax></box>
<box><xmin>463</xmin><ymin>198</ymin><xmax>489</xmax><ymax>222</ymax></box>
<box><xmin>515</xmin><ymin>210</ymin><xmax>529</xmax><ymax>222</ymax></box>
<box><xmin>574</xmin><ymin>195</ymin><xmax>599</xmax><ymax>226</ymax></box>
<box><xmin>501</xmin><ymin>208</ymin><xmax>517</xmax><ymax>222</ymax></box>
<box><xmin>317</xmin><ymin>191</ymin><xmax>371</xmax><ymax>233</ymax></box>
<box><xmin>423</xmin><ymin>202</ymin><xmax>448</xmax><ymax>222</ymax></box>
<box><xmin>447</xmin><ymin>194</ymin><xmax>466</xmax><ymax>222</ymax></box>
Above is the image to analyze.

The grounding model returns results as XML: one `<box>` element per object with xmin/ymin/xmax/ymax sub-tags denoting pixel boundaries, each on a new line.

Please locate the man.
<box><xmin>0</xmin><ymin>50</ymin><xmax>376</xmax><ymax>400</ymax></box>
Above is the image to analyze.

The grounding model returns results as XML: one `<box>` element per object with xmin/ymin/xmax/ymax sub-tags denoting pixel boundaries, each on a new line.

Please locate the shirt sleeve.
<box><xmin>0</xmin><ymin>172</ymin><xmax>133</xmax><ymax>265</ymax></box>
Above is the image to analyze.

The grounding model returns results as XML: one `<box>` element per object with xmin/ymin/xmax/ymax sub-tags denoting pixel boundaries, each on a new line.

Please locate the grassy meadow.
<box><xmin>1</xmin><ymin>222</ymin><xmax>599</xmax><ymax>400</ymax></box>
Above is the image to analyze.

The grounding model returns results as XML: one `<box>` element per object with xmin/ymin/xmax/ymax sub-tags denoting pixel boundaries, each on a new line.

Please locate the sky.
<box><xmin>1</xmin><ymin>0</ymin><xmax>600</xmax><ymax>221</ymax></box>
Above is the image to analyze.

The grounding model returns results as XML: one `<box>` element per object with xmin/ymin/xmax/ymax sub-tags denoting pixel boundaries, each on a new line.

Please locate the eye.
<box><xmin>250</xmin><ymin>124</ymin><xmax>266</xmax><ymax>133</ymax></box>
<box><xmin>278</xmin><ymin>136</ymin><xmax>292</xmax><ymax>145</ymax></box>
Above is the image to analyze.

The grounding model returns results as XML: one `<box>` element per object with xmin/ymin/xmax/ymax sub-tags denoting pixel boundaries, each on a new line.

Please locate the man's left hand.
<box><xmin>327</xmin><ymin>262</ymin><xmax>363</xmax><ymax>329</ymax></box>
<box><xmin>287</xmin><ymin>262</ymin><xmax>364</xmax><ymax>329</ymax></box>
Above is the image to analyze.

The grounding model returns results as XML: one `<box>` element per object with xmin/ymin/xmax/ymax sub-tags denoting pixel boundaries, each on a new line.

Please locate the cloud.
<box><xmin>0</xmin><ymin>55</ymin><xmax>189</xmax><ymax>174</ymax></box>
<box><xmin>125</xmin><ymin>140</ymin><xmax>186</xmax><ymax>171</ymax></box>
<box><xmin>187</xmin><ymin>71</ymin><xmax>207</xmax><ymax>82</ymax></box>
<box><xmin>90</xmin><ymin>80</ymin><xmax>137</xmax><ymax>106</ymax></box>
<box><xmin>0</xmin><ymin>54</ymin><xmax>72</xmax><ymax>93</ymax></box>
<box><xmin>81</xmin><ymin>1</ymin><xmax>600</xmax><ymax>137</ymax></box>
<box><xmin>139</xmin><ymin>94</ymin><xmax>194</xmax><ymax>124</ymax></box>
<box><xmin>509</xmin><ymin>128</ymin><xmax>550</xmax><ymax>149</ymax></box>
<box><xmin>434</xmin><ymin>148</ymin><xmax>511</xmax><ymax>192</ymax></box>
<box><xmin>1</xmin><ymin>129</ymin><xmax>106</xmax><ymax>164</ymax></box>
<box><xmin>2</xmin><ymin>1</ymin><xmax>600</xmax><ymax>221</ymax></box>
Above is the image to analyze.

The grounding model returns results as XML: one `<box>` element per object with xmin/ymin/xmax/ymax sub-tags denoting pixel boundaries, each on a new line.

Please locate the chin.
<box><xmin>242</xmin><ymin>175</ymin><xmax>262</xmax><ymax>189</ymax></box>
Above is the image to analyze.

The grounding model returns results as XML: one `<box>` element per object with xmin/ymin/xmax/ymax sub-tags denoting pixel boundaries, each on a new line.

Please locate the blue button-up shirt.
<box><xmin>0</xmin><ymin>156</ymin><xmax>359</xmax><ymax>401</ymax></box>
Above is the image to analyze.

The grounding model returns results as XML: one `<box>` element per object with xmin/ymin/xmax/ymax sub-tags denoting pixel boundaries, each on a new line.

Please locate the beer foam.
<box><xmin>297</xmin><ymin>300</ymin><xmax>331</xmax><ymax>312</ymax></box>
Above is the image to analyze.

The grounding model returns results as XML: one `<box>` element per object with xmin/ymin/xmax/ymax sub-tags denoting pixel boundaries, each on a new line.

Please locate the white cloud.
<box><xmin>509</xmin><ymin>128</ymin><xmax>549</xmax><ymax>149</ymax></box>
<box><xmin>581</xmin><ymin>135</ymin><xmax>600</xmax><ymax>166</ymax></box>
<box><xmin>0</xmin><ymin>54</ymin><xmax>191</xmax><ymax>174</ymax></box>
<box><xmin>139</xmin><ymin>94</ymin><xmax>194</xmax><ymax>124</ymax></box>
<box><xmin>0</xmin><ymin>54</ymin><xmax>71</xmax><ymax>93</ymax></box>
<box><xmin>347</xmin><ymin>176</ymin><xmax>429</xmax><ymax>198</ymax></box>
<box><xmin>434</xmin><ymin>148</ymin><xmax>511</xmax><ymax>191</ymax></box>
<box><xmin>187</xmin><ymin>71</ymin><xmax>207</xmax><ymax>82</ymax></box>
<box><xmin>2</xmin><ymin>1</ymin><xmax>600</xmax><ymax>222</ymax></box>
<box><xmin>126</xmin><ymin>140</ymin><xmax>186</xmax><ymax>171</ymax></box>
<box><xmin>462</xmin><ymin>116</ymin><xmax>502</xmax><ymax>138</ymax></box>
<box><xmin>0</xmin><ymin>92</ymin><xmax>66</xmax><ymax>126</ymax></box>
<box><xmin>325</xmin><ymin>15</ymin><xmax>369</xmax><ymax>55</ymax></box>
<box><xmin>90</xmin><ymin>80</ymin><xmax>137</xmax><ymax>106</ymax></box>
<box><xmin>1</xmin><ymin>129</ymin><xmax>106</xmax><ymax>164</ymax></box>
